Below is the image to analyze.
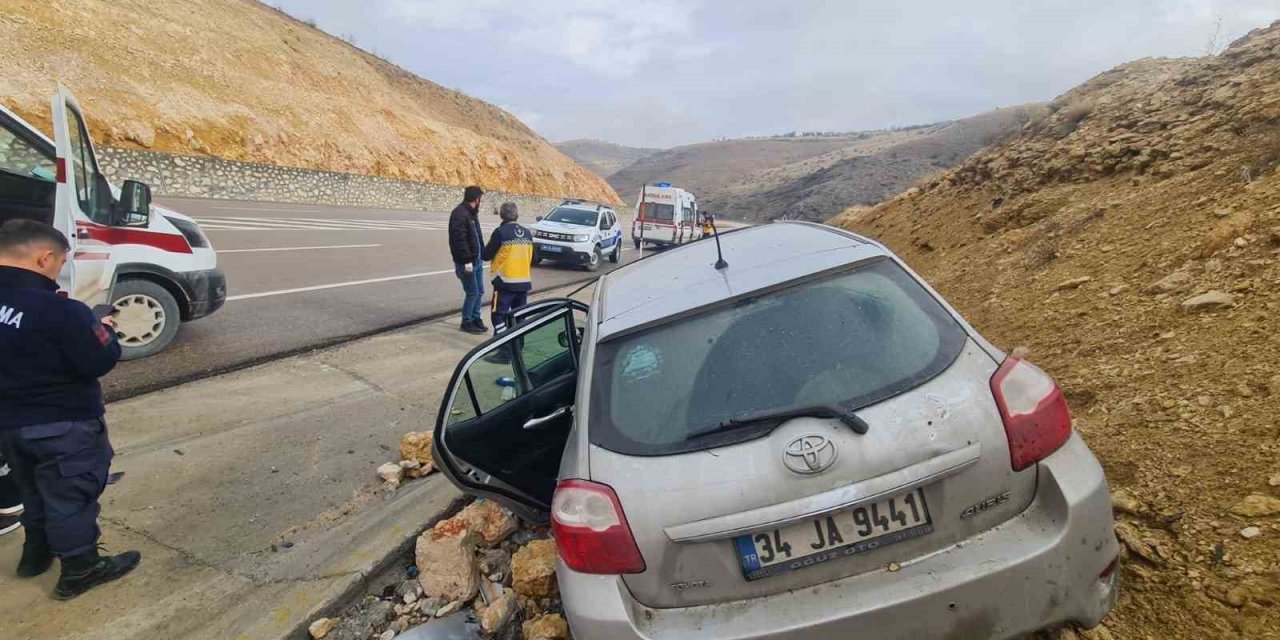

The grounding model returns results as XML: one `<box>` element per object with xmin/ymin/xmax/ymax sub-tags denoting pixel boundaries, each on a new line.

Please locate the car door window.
<box><xmin>437</xmin><ymin>308</ymin><xmax>580</xmax><ymax>513</ymax></box>
<box><xmin>63</xmin><ymin>106</ymin><xmax>109</xmax><ymax>224</ymax></box>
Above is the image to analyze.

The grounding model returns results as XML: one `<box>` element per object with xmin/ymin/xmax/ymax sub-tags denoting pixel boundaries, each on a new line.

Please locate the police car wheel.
<box><xmin>111</xmin><ymin>279</ymin><xmax>181</xmax><ymax>361</ymax></box>
<box><xmin>532</xmin><ymin>253</ymin><xmax>543</xmax><ymax>266</ymax></box>
<box><xmin>609</xmin><ymin>242</ymin><xmax>621</xmax><ymax>263</ymax></box>
<box><xmin>585</xmin><ymin>245</ymin><xmax>602</xmax><ymax>272</ymax></box>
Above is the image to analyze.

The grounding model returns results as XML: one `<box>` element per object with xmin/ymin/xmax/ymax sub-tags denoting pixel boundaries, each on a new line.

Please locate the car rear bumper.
<box><xmin>178</xmin><ymin>268</ymin><xmax>226</xmax><ymax>319</ymax></box>
<box><xmin>560</xmin><ymin>433</ymin><xmax>1119</xmax><ymax>640</ymax></box>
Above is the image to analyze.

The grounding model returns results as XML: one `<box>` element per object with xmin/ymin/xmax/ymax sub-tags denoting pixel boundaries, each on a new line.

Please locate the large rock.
<box><xmin>415</xmin><ymin>516</ymin><xmax>481</xmax><ymax>601</ymax></box>
<box><xmin>1229</xmin><ymin>494</ymin><xmax>1280</xmax><ymax>517</ymax></box>
<box><xmin>1145</xmin><ymin>270</ymin><xmax>1191</xmax><ymax>294</ymax></box>
<box><xmin>523</xmin><ymin>613</ymin><xmax>570</xmax><ymax>640</ymax></box>
<box><xmin>399</xmin><ymin>431</ymin><xmax>434</xmax><ymax>469</ymax></box>
<box><xmin>377</xmin><ymin>462</ymin><xmax>404</xmax><ymax>486</ymax></box>
<box><xmin>1180</xmin><ymin>290</ymin><xmax>1235</xmax><ymax>312</ymax></box>
<box><xmin>512</xmin><ymin>539</ymin><xmax>559</xmax><ymax>598</ymax></box>
<box><xmin>458</xmin><ymin>500</ymin><xmax>519</xmax><ymax>547</ymax></box>
<box><xmin>478</xmin><ymin>591</ymin><xmax>521</xmax><ymax>635</ymax></box>
<box><xmin>309</xmin><ymin>617</ymin><xmax>337</xmax><ymax>639</ymax></box>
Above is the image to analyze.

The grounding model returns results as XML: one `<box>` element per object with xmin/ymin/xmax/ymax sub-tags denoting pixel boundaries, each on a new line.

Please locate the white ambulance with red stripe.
<box><xmin>631</xmin><ymin>182</ymin><xmax>702</xmax><ymax>249</ymax></box>
<box><xmin>0</xmin><ymin>87</ymin><xmax>225</xmax><ymax>359</ymax></box>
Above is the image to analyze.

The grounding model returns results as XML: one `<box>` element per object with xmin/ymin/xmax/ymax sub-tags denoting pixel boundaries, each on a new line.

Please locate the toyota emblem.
<box><xmin>783</xmin><ymin>435</ymin><xmax>837</xmax><ymax>475</ymax></box>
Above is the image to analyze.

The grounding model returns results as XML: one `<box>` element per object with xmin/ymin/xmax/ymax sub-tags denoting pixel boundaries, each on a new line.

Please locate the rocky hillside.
<box><xmin>554</xmin><ymin>139</ymin><xmax>659</xmax><ymax>178</ymax></box>
<box><xmin>608</xmin><ymin>107</ymin><xmax>1035</xmax><ymax>220</ymax></box>
<box><xmin>831</xmin><ymin>21</ymin><xmax>1280</xmax><ymax>640</ymax></box>
<box><xmin>0</xmin><ymin>0</ymin><xmax>619</xmax><ymax>203</ymax></box>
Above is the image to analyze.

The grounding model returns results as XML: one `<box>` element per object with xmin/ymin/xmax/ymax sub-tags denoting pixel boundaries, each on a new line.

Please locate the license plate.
<box><xmin>538</xmin><ymin>244</ymin><xmax>563</xmax><ymax>253</ymax></box>
<box><xmin>734</xmin><ymin>487</ymin><xmax>933</xmax><ymax>581</ymax></box>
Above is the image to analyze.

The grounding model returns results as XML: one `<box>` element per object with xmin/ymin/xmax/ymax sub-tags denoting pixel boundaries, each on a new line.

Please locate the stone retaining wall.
<box><xmin>97</xmin><ymin>147</ymin><xmax>581</xmax><ymax>215</ymax></box>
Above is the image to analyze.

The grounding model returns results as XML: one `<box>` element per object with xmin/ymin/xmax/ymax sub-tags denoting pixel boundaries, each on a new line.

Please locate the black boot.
<box><xmin>53</xmin><ymin>547</ymin><xmax>141</xmax><ymax>600</ymax></box>
<box><xmin>17</xmin><ymin>528</ymin><xmax>53</xmax><ymax>578</ymax></box>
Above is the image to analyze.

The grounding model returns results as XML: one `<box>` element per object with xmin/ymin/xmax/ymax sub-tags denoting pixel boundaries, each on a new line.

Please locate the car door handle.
<box><xmin>524</xmin><ymin>406</ymin><xmax>571</xmax><ymax>430</ymax></box>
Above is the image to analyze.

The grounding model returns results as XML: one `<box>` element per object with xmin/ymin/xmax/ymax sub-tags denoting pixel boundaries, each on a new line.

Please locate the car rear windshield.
<box><xmin>589</xmin><ymin>259</ymin><xmax>967</xmax><ymax>455</ymax></box>
<box><xmin>545</xmin><ymin>207</ymin><xmax>597</xmax><ymax>226</ymax></box>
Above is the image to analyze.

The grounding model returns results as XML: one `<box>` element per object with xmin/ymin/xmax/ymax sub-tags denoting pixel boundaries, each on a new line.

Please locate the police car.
<box><xmin>530</xmin><ymin>200</ymin><xmax>622</xmax><ymax>272</ymax></box>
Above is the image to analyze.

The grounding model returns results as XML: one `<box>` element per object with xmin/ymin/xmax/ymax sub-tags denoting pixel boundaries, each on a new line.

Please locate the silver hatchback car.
<box><xmin>433</xmin><ymin>222</ymin><xmax>1119</xmax><ymax>639</ymax></box>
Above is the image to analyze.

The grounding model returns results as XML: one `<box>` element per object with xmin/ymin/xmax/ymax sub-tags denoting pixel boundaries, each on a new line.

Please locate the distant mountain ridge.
<box><xmin>554</xmin><ymin>139</ymin><xmax>661</xmax><ymax>179</ymax></box>
<box><xmin>598</xmin><ymin>106</ymin><xmax>1039</xmax><ymax>220</ymax></box>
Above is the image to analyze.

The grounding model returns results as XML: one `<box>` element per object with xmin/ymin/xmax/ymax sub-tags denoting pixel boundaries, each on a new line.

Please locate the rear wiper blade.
<box><xmin>688</xmin><ymin>404</ymin><xmax>869</xmax><ymax>439</ymax></box>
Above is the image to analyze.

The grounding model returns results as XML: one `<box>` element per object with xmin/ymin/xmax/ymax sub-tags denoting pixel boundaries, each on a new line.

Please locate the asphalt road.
<box><xmin>103</xmin><ymin>196</ymin><xmax>641</xmax><ymax>400</ymax></box>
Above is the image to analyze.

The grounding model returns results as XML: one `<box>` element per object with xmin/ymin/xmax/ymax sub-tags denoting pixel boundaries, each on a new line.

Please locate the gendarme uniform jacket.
<box><xmin>0</xmin><ymin>266</ymin><xmax>121</xmax><ymax>431</ymax></box>
<box><xmin>481</xmin><ymin>222</ymin><xmax>533</xmax><ymax>292</ymax></box>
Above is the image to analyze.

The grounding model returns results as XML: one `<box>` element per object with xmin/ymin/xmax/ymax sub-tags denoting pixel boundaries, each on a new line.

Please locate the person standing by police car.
<box><xmin>481</xmin><ymin>202</ymin><xmax>533</xmax><ymax>333</ymax></box>
<box><xmin>449</xmin><ymin>186</ymin><xmax>488</xmax><ymax>335</ymax></box>
<box><xmin>0</xmin><ymin>219</ymin><xmax>140</xmax><ymax>600</ymax></box>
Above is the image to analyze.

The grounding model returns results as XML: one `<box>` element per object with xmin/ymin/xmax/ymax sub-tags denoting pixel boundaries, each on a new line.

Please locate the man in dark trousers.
<box><xmin>0</xmin><ymin>219</ymin><xmax>140</xmax><ymax>600</ymax></box>
<box><xmin>449</xmin><ymin>186</ymin><xmax>488</xmax><ymax>334</ymax></box>
<box><xmin>481</xmin><ymin>202</ymin><xmax>533</xmax><ymax>333</ymax></box>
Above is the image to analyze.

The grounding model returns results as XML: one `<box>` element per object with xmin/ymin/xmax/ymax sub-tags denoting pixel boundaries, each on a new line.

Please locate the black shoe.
<box><xmin>53</xmin><ymin>547</ymin><xmax>141</xmax><ymax>600</ymax></box>
<box><xmin>462</xmin><ymin>321</ymin><xmax>487</xmax><ymax>335</ymax></box>
<box><xmin>17</xmin><ymin>527</ymin><xmax>53</xmax><ymax>578</ymax></box>
<box><xmin>473</xmin><ymin>319</ymin><xmax>489</xmax><ymax>332</ymax></box>
<box><xmin>0</xmin><ymin>507</ymin><xmax>21</xmax><ymax>536</ymax></box>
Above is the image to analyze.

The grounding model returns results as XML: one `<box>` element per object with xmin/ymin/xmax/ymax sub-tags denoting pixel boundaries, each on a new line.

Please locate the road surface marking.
<box><xmin>210</xmin><ymin>206</ymin><xmax>327</xmax><ymax>213</ymax></box>
<box><xmin>226</xmin><ymin>269</ymin><xmax>461</xmax><ymax>301</ymax></box>
<box><xmin>195</xmin><ymin>216</ymin><xmax>450</xmax><ymax>231</ymax></box>
<box><xmin>218</xmin><ymin>244</ymin><xmax>383</xmax><ymax>254</ymax></box>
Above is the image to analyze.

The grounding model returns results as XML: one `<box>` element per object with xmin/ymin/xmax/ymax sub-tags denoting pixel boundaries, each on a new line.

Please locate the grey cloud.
<box><xmin>278</xmin><ymin>0</ymin><xmax>1280</xmax><ymax>147</ymax></box>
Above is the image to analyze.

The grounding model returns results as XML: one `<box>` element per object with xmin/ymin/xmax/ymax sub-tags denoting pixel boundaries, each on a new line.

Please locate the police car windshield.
<box><xmin>544</xmin><ymin>207</ymin><xmax>598</xmax><ymax>226</ymax></box>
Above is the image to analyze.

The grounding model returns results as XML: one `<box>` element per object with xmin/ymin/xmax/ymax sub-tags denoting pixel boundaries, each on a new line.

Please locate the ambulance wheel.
<box><xmin>585</xmin><ymin>245</ymin><xmax>602</xmax><ymax>272</ymax></box>
<box><xmin>112</xmin><ymin>279</ymin><xmax>181</xmax><ymax>361</ymax></box>
<box><xmin>633</xmin><ymin>239</ymin><xmax>641</xmax><ymax>250</ymax></box>
<box><xmin>610</xmin><ymin>242</ymin><xmax>621</xmax><ymax>263</ymax></box>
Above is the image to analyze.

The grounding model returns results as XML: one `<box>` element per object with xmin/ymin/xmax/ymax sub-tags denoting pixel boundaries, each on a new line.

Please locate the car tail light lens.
<box><xmin>552</xmin><ymin>479</ymin><xmax>646</xmax><ymax>575</ymax></box>
<box><xmin>990</xmin><ymin>357</ymin><xmax>1072</xmax><ymax>471</ymax></box>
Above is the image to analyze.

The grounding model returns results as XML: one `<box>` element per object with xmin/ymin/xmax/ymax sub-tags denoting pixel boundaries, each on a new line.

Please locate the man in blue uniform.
<box><xmin>481</xmin><ymin>202</ymin><xmax>533</xmax><ymax>333</ymax></box>
<box><xmin>0</xmin><ymin>219</ymin><xmax>140</xmax><ymax>600</ymax></box>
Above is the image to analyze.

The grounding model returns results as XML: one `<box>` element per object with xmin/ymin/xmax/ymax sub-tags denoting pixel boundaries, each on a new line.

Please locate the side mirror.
<box><xmin>557</xmin><ymin>331</ymin><xmax>569</xmax><ymax>348</ymax></box>
<box><xmin>536</xmin><ymin>215</ymin><xmax>544</xmax><ymax>222</ymax></box>
<box><xmin>116</xmin><ymin>180</ymin><xmax>152</xmax><ymax>227</ymax></box>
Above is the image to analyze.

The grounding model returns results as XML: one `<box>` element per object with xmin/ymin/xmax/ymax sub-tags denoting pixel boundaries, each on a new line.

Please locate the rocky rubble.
<box><xmin>831</xmin><ymin>18</ymin><xmax>1280</xmax><ymax>640</ymax></box>
<box><xmin>310</xmin><ymin>499</ymin><xmax>564</xmax><ymax>640</ymax></box>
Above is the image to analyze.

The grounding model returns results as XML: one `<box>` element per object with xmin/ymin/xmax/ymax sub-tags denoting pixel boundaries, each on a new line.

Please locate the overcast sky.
<box><xmin>276</xmin><ymin>0</ymin><xmax>1280</xmax><ymax>148</ymax></box>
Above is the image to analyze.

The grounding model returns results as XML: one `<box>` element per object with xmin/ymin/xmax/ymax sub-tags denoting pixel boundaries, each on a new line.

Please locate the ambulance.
<box><xmin>631</xmin><ymin>182</ymin><xmax>701</xmax><ymax>249</ymax></box>
<box><xmin>0</xmin><ymin>87</ymin><xmax>226</xmax><ymax>360</ymax></box>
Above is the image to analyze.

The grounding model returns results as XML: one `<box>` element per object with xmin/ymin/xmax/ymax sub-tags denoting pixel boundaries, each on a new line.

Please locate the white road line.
<box><xmin>217</xmin><ymin>244</ymin><xmax>383</xmax><ymax>254</ymax></box>
<box><xmin>226</xmin><ymin>269</ymin><xmax>459</xmax><ymax>301</ymax></box>
<box><xmin>210</xmin><ymin>206</ymin><xmax>326</xmax><ymax>213</ymax></box>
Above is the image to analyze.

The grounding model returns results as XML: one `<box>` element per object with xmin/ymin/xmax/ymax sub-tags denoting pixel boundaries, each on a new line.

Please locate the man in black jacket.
<box><xmin>0</xmin><ymin>219</ymin><xmax>140</xmax><ymax>600</ymax></box>
<box><xmin>448</xmin><ymin>186</ymin><xmax>488</xmax><ymax>334</ymax></box>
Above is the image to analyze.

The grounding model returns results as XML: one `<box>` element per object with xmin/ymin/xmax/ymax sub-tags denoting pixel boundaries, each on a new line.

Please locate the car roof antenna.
<box><xmin>709</xmin><ymin>214</ymin><xmax>728</xmax><ymax>270</ymax></box>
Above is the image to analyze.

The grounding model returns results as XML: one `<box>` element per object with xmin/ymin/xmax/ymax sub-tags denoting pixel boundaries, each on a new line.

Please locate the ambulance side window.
<box><xmin>63</xmin><ymin>107</ymin><xmax>108</xmax><ymax>224</ymax></box>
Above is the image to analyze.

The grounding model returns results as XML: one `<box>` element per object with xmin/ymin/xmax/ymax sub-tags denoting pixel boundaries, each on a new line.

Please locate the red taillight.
<box><xmin>990</xmin><ymin>357</ymin><xmax>1072</xmax><ymax>471</ymax></box>
<box><xmin>551</xmin><ymin>479</ymin><xmax>646</xmax><ymax>575</ymax></box>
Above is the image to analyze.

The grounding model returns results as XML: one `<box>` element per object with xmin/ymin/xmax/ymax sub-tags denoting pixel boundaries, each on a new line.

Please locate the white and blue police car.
<box><xmin>530</xmin><ymin>200</ymin><xmax>623</xmax><ymax>272</ymax></box>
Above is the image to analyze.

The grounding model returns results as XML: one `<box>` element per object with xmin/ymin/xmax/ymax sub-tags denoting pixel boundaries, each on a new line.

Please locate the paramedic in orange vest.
<box><xmin>482</xmin><ymin>202</ymin><xmax>534</xmax><ymax>333</ymax></box>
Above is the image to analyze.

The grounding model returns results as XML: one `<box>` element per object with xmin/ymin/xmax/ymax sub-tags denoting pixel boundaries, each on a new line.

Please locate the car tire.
<box><xmin>111</xmin><ymin>279</ymin><xmax>182</xmax><ymax>361</ymax></box>
<box><xmin>585</xmin><ymin>245</ymin><xmax>602</xmax><ymax>272</ymax></box>
<box><xmin>610</xmin><ymin>242</ymin><xmax>621</xmax><ymax>263</ymax></box>
<box><xmin>533</xmin><ymin>253</ymin><xmax>543</xmax><ymax>266</ymax></box>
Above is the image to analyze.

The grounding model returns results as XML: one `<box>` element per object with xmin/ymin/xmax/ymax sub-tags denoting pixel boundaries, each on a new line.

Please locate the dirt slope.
<box><xmin>607</xmin><ymin>107</ymin><xmax>1034</xmax><ymax>220</ymax></box>
<box><xmin>554</xmin><ymin>139</ymin><xmax>660</xmax><ymax>178</ymax></box>
<box><xmin>0</xmin><ymin>0</ymin><xmax>619</xmax><ymax>203</ymax></box>
<box><xmin>831</xmin><ymin>21</ymin><xmax>1280</xmax><ymax>639</ymax></box>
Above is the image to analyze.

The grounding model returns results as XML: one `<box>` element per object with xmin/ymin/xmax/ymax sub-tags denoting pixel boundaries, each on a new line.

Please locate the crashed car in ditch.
<box><xmin>431</xmin><ymin>221</ymin><xmax>1119</xmax><ymax>639</ymax></box>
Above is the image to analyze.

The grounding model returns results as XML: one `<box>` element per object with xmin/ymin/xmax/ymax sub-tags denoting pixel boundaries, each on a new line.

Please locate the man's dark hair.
<box><xmin>0</xmin><ymin>219</ymin><xmax>70</xmax><ymax>255</ymax></box>
<box><xmin>463</xmin><ymin>186</ymin><xmax>484</xmax><ymax>203</ymax></box>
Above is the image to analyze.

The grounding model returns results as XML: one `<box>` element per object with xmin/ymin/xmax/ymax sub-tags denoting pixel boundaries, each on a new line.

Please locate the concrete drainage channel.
<box><xmin>305</xmin><ymin>495</ymin><xmax>569</xmax><ymax>640</ymax></box>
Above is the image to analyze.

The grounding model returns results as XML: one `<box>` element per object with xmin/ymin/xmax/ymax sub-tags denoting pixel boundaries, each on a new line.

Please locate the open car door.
<box><xmin>50</xmin><ymin>86</ymin><xmax>114</xmax><ymax>307</ymax></box>
<box><xmin>507</xmin><ymin>297</ymin><xmax>588</xmax><ymax>330</ymax></box>
<box><xmin>433</xmin><ymin>303</ymin><xmax>583</xmax><ymax>522</ymax></box>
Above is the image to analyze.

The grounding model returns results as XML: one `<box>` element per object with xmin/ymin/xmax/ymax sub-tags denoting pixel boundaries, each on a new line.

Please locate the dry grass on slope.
<box><xmin>831</xmin><ymin>21</ymin><xmax>1280</xmax><ymax>640</ymax></box>
<box><xmin>0</xmin><ymin>0</ymin><xmax>618</xmax><ymax>202</ymax></box>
